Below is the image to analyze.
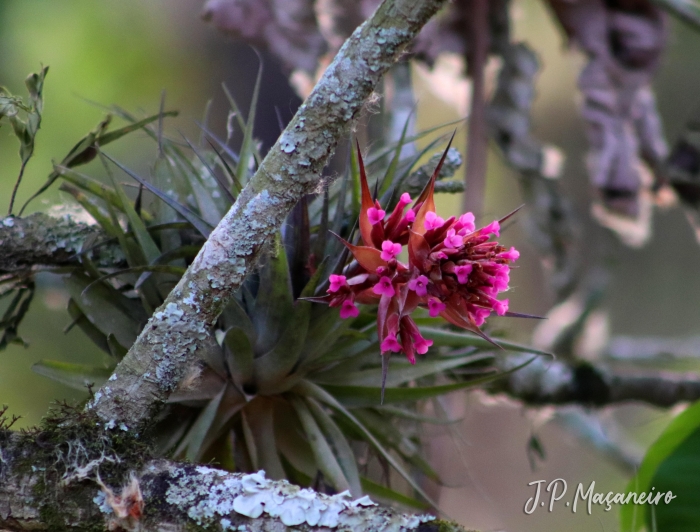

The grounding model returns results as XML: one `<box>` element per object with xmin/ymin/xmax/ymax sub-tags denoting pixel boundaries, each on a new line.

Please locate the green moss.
<box><xmin>418</xmin><ymin>520</ymin><xmax>478</xmax><ymax>532</ymax></box>
<box><xmin>6</xmin><ymin>402</ymin><xmax>153</xmax><ymax>531</ymax></box>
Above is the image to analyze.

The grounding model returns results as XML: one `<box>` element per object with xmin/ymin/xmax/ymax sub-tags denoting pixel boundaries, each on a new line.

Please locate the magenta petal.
<box><xmin>380</xmin><ymin>332</ymin><xmax>402</xmax><ymax>353</ymax></box>
<box><xmin>407</xmin><ymin>275</ymin><xmax>429</xmax><ymax>297</ymax></box>
<box><xmin>457</xmin><ymin>212</ymin><xmax>475</xmax><ymax>234</ymax></box>
<box><xmin>414</xmin><ymin>336</ymin><xmax>433</xmax><ymax>355</ymax></box>
<box><xmin>340</xmin><ymin>299</ymin><xmax>359</xmax><ymax>319</ymax></box>
<box><xmin>428</xmin><ymin>297</ymin><xmax>446</xmax><ymax>317</ymax></box>
<box><xmin>372</xmin><ymin>276</ymin><xmax>395</xmax><ymax>297</ymax></box>
<box><xmin>328</xmin><ymin>274</ymin><xmax>347</xmax><ymax>293</ymax></box>
<box><xmin>499</xmin><ymin>246</ymin><xmax>520</xmax><ymax>261</ymax></box>
<box><xmin>493</xmin><ymin>298</ymin><xmax>508</xmax><ymax>316</ymax></box>
<box><xmin>380</xmin><ymin>240</ymin><xmax>402</xmax><ymax>261</ymax></box>
<box><xmin>481</xmin><ymin>220</ymin><xmax>501</xmax><ymax>237</ymax></box>
<box><xmin>424</xmin><ymin>211</ymin><xmax>445</xmax><ymax>231</ymax></box>
<box><xmin>368</xmin><ymin>206</ymin><xmax>386</xmax><ymax>225</ymax></box>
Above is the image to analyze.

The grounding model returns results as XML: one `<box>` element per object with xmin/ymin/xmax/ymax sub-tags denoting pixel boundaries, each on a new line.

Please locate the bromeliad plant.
<box><xmin>2</xmin><ymin>76</ymin><xmax>540</xmax><ymax>508</ymax></box>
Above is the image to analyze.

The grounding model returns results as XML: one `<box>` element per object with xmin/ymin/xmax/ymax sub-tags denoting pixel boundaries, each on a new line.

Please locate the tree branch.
<box><xmin>0</xmin><ymin>213</ymin><xmax>121</xmax><ymax>274</ymax></box>
<box><xmin>494</xmin><ymin>354</ymin><xmax>700</xmax><ymax>408</ymax></box>
<box><xmin>0</xmin><ymin>426</ymin><xmax>471</xmax><ymax>532</ymax></box>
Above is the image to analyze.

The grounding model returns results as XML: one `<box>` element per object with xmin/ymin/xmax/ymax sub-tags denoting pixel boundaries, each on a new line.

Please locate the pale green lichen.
<box><xmin>164</xmin><ymin>468</ymin><xmax>434</xmax><ymax>531</ymax></box>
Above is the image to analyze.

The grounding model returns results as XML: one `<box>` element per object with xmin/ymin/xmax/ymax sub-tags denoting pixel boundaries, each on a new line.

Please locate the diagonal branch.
<box><xmin>86</xmin><ymin>0</ymin><xmax>449</xmax><ymax>430</ymax></box>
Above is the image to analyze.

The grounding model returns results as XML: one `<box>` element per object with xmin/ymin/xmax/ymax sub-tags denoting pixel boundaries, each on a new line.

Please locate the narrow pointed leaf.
<box><xmin>253</xmin><ymin>262</ymin><xmax>325</xmax><ymax>393</ymax></box>
<box><xmin>221</xmin><ymin>297</ymin><xmax>255</xmax><ymax>346</ymax></box>
<box><xmin>82</xmin><ymin>265</ymin><xmax>186</xmax><ymax>296</ymax></box>
<box><xmin>224</xmin><ymin>327</ymin><xmax>255</xmax><ymax>391</ymax></box>
<box><xmin>54</xmin><ymin>165</ymin><xmax>123</xmax><ymax>211</ymax></box>
<box><xmin>65</xmin><ymin>298</ymin><xmax>110</xmax><ymax>355</ymax></box>
<box><xmin>319</xmin><ymin>357</ymin><xmax>535</xmax><ymax>407</ymax></box>
<box><xmin>100</xmin><ymin>152</ymin><xmax>161</xmax><ymax>264</ymax></box>
<box><xmin>181</xmin><ymin>385</ymin><xmax>226</xmax><ymax>461</ymax></box>
<box><xmin>252</xmin><ymin>237</ymin><xmax>293</xmax><ymax>354</ymax></box>
<box><xmin>293</xmin><ymin>380</ymin><xmax>439</xmax><ymax>508</ymax></box>
<box><xmin>245</xmin><ymin>397</ymin><xmax>286</xmax><ymax>480</ymax></box>
<box><xmin>419</xmin><ymin>327</ymin><xmax>552</xmax><ymax>356</ymax></box>
<box><xmin>31</xmin><ymin>360</ymin><xmax>112</xmax><ymax>392</ymax></box>
<box><xmin>64</xmin><ymin>272</ymin><xmax>146</xmax><ymax>349</ymax></box>
<box><xmin>317</xmin><ymin>353</ymin><xmax>494</xmax><ymax>387</ymax></box>
<box><xmin>305</xmin><ymin>397</ymin><xmax>362</xmax><ymax>496</ymax></box>
<box><xmin>240</xmin><ymin>409</ymin><xmax>259</xmax><ymax>470</ymax></box>
<box><xmin>101</xmin><ymin>151</ymin><xmax>213</xmax><ymax>237</ymax></box>
<box><xmin>360</xmin><ymin>477</ymin><xmax>429</xmax><ymax>510</ymax></box>
<box><xmin>290</xmin><ymin>396</ymin><xmax>351</xmax><ymax>493</ymax></box>
<box><xmin>230</xmin><ymin>62</ymin><xmax>262</xmax><ymax>187</ymax></box>
<box><xmin>106</xmin><ymin>333</ymin><xmax>128</xmax><ymax>360</ymax></box>
<box><xmin>379</xmin><ymin>109</ymin><xmax>413</xmax><ymax>197</ymax></box>
<box><xmin>58</xmin><ymin>183</ymin><xmax>120</xmax><ymax>237</ymax></box>
<box><xmin>181</xmin><ymin>134</ymin><xmax>235</xmax><ymax>204</ymax></box>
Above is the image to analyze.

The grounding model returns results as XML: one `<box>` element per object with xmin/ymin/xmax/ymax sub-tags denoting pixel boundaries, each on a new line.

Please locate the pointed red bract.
<box><xmin>356</xmin><ymin>143</ymin><xmax>376</xmax><ymax>248</ymax></box>
<box><xmin>330</xmin><ymin>231</ymin><xmax>387</xmax><ymax>272</ymax></box>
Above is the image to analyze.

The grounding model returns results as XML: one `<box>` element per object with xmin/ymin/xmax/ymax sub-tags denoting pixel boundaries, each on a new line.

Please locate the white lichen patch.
<box><xmin>154</xmin><ymin>302</ymin><xmax>184</xmax><ymax>326</ymax></box>
<box><xmin>165</xmin><ymin>468</ymin><xmax>434</xmax><ymax>531</ymax></box>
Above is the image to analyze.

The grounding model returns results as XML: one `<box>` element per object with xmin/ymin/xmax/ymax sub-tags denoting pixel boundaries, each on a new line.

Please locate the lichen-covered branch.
<box><xmin>87</xmin><ymin>0</ymin><xmax>448</xmax><ymax>430</ymax></box>
<box><xmin>0</xmin><ymin>213</ymin><xmax>121</xmax><ymax>274</ymax></box>
<box><xmin>493</xmin><ymin>354</ymin><xmax>700</xmax><ymax>408</ymax></box>
<box><xmin>0</xmin><ymin>425</ymin><xmax>470</xmax><ymax>532</ymax></box>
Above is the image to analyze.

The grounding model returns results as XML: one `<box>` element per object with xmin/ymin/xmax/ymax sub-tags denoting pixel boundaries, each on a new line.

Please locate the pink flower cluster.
<box><xmin>321</xmin><ymin>145</ymin><xmax>519</xmax><ymax>364</ymax></box>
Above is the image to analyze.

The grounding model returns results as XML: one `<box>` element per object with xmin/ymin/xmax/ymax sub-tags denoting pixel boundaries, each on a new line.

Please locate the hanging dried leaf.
<box><xmin>548</xmin><ymin>0</ymin><xmax>669</xmax><ymax>222</ymax></box>
<box><xmin>201</xmin><ymin>0</ymin><xmax>328</xmax><ymax>74</ymax></box>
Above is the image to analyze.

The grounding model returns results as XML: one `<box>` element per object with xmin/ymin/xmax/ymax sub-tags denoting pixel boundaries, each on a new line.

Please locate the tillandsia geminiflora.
<box><xmin>313</xmin><ymin>138</ymin><xmax>521</xmax><ymax>397</ymax></box>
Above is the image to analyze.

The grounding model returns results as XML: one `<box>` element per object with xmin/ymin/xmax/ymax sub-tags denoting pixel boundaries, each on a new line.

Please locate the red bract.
<box><xmin>321</xmin><ymin>141</ymin><xmax>520</xmax><ymax>365</ymax></box>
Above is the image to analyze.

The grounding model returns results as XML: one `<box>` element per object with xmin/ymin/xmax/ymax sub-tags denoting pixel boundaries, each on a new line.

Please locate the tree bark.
<box><xmin>0</xmin><ymin>428</ymin><xmax>470</xmax><ymax>531</ymax></box>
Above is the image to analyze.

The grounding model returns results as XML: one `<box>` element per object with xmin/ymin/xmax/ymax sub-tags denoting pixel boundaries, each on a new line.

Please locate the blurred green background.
<box><xmin>2</xmin><ymin>1</ymin><xmax>700</xmax><ymax>531</ymax></box>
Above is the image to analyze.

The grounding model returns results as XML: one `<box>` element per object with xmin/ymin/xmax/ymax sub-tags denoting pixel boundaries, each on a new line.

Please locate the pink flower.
<box><xmin>413</xmin><ymin>335</ymin><xmax>433</xmax><ymax>355</ymax></box>
<box><xmin>367</xmin><ymin>206</ymin><xmax>386</xmax><ymax>225</ymax></box>
<box><xmin>404</xmin><ymin>209</ymin><xmax>416</xmax><ymax>223</ymax></box>
<box><xmin>408</xmin><ymin>275</ymin><xmax>429</xmax><ymax>297</ymax></box>
<box><xmin>443</xmin><ymin>229</ymin><xmax>463</xmax><ymax>249</ymax></box>
<box><xmin>481</xmin><ymin>220</ymin><xmax>500</xmax><ymax>237</ymax></box>
<box><xmin>492</xmin><ymin>298</ymin><xmax>509</xmax><ymax>316</ymax></box>
<box><xmin>428</xmin><ymin>297</ymin><xmax>446</xmax><ymax>317</ymax></box>
<box><xmin>454</xmin><ymin>264</ymin><xmax>473</xmax><ymax>284</ymax></box>
<box><xmin>381</xmin><ymin>332</ymin><xmax>402</xmax><ymax>353</ymax></box>
<box><xmin>328</xmin><ymin>274</ymin><xmax>347</xmax><ymax>293</ymax></box>
<box><xmin>424</xmin><ymin>211</ymin><xmax>445</xmax><ymax>231</ymax></box>
<box><xmin>472</xmin><ymin>307</ymin><xmax>491</xmax><ymax>326</ymax></box>
<box><xmin>499</xmin><ymin>247</ymin><xmax>520</xmax><ymax>261</ymax></box>
<box><xmin>340</xmin><ymin>299</ymin><xmax>359</xmax><ymax>319</ymax></box>
<box><xmin>456</xmin><ymin>212</ymin><xmax>476</xmax><ymax>234</ymax></box>
<box><xmin>373</xmin><ymin>276</ymin><xmax>395</xmax><ymax>297</ymax></box>
<box><xmin>398</xmin><ymin>193</ymin><xmax>412</xmax><ymax>207</ymax></box>
<box><xmin>380</xmin><ymin>240</ymin><xmax>402</xmax><ymax>261</ymax></box>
